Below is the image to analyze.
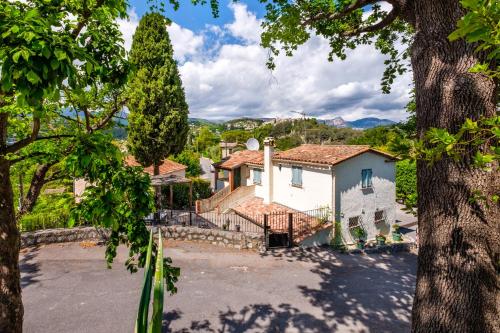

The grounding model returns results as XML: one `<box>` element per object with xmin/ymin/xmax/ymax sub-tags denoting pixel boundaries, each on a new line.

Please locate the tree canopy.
<box><xmin>126</xmin><ymin>12</ymin><xmax>189</xmax><ymax>169</ymax></box>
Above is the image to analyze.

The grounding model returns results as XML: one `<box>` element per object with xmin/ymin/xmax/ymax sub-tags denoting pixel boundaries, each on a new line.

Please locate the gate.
<box><xmin>263</xmin><ymin>213</ymin><xmax>294</xmax><ymax>249</ymax></box>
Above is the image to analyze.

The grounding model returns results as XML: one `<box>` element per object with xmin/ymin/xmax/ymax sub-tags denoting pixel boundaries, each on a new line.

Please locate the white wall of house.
<box><xmin>271</xmin><ymin>163</ymin><xmax>333</xmax><ymax>212</ymax></box>
<box><xmin>248</xmin><ymin>167</ymin><xmax>265</xmax><ymax>198</ymax></box>
<box><xmin>334</xmin><ymin>152</ymin><xmax>396</xmax><ymax>242</ymax></box>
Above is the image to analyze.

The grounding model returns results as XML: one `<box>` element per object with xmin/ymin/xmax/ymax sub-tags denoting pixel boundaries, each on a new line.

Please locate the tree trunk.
<box><xmin>18</xmin><ymin>163</ymin><xmax>53</xmax><ymax>217</ymax></box>
<box><xmin>0</xmin><ymin>157</ymin><xmax>23</xmax><ymax>333</ymax></box>
<box><xmin>153</xmin><ymin>163</ymin><xmax>161</xmax><ymax>224</ymax></box>
<box><xmin>410</xmin><ymin>1</ymin><xmax>499</xmax><ymax>332</ymax></box>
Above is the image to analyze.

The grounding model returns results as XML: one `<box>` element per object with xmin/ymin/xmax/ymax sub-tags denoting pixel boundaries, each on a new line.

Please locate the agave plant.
<box><xmin>135</xmin><ymin>229</ymin><xmax>165</xmax><ymax>333</ymax></box>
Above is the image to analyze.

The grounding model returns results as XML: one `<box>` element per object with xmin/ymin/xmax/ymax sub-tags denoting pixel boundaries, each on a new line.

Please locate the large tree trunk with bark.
<box><xmin>410</xmin><ymin>1</ymin><xmax>499</xmax><ymax>332</ymax></box>
<box><xmin>0</xmin><ymin>157</ymin><xmax>23</xmax><ymax>333</ymax></box>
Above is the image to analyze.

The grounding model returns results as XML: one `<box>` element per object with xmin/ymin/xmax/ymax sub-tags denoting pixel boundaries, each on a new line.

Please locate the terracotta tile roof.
<box><xmin>124</xmin><ymin>156</ymin><xmax>186</xmax><ymax>176</ymax></box>
<box><xmin>273</xmin><ymin>144</ymin><xmax>395</xmax><ymax>166</ymax></box>
<box><xmin>215</xmin><ymin>150</ymin><xmax>264</xmax><ymax>169</ymax></box>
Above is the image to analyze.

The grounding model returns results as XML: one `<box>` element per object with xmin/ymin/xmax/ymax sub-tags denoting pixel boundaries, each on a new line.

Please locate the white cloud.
<box><xmin>117</xmin><ymin>9</ymin><xmax>203</xmax><ymax>62</ymax></box>
<box><xmin>119</xmin><ymin>4</ymin><xmax>412</xmax><ymax>122</ymax></box>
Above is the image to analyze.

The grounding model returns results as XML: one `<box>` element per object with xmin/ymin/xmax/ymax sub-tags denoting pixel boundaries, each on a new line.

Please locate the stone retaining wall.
<box><xmin>21</xmin><ymin>226</ymin><xmax>265</xmax><ymax>252</ymax></box>
<box><xmin>159</xmin><ymin>226</ymin><xmax>264</xmax><ymax>251</ymax></box>
<box><xmin>21</xmin><ymin>227</ymin><xmax>108</xmax><ymax>248</ymax></box>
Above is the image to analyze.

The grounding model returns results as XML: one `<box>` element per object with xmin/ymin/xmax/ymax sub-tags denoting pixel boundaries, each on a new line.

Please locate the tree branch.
<box><xmin>301</xmin><ymin>0</ymin><xmax>378</xmax><ymax>27</ymax></box>
<box><xmin>3</xmin><ymin>117</ymin><xmax>41</xmax><ymax>154</ymax></box>
<box><xmin>17</xmin><ymin>162</ymin><xmax>56</xmax><ymax>218</ymax></box>
<box><xmin>71</xmin><ymin>0</ymin><xmax>105</xmax><ymax>38</ymax></box>
<box><xmin>342</xmin><ymin>8</ymin><xmax>399</xmax><ymax>37</ymax></box>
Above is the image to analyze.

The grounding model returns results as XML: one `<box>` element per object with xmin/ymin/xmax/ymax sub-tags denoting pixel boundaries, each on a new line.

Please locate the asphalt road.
<box><xmin>21</xmin><ymin>241</ymin><xmax>416</xmax><ymax>333</ymax></box>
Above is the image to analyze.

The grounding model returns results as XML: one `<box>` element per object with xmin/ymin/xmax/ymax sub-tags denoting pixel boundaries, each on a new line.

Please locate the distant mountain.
<box><xmin>320</xmin><ymin>117</ymin><xmax>395</xmax><ymax>129</ymax></box>
<box><xmin>225</xmin><ymin>117</ymin><xmax>263</xmax><ymax>130</ymax></box>
<box><xmin>346</xmin><ymin>117</ymin><xmax>396</xmax><ymax>129</ymax></box>
<box><xmin>321</xmin><ymin>117</ymin><xmax>348</xmax><ymax>128</ymax></box>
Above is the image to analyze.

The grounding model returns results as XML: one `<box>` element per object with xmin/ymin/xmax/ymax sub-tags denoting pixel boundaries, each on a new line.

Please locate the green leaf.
<box><xmin>50</xmin><ymin>58</ymin><xmax>59</xmax><ymax>70</ymax></box>
<box><xmin>54</xmin><ymin>49</ymin><xmax>67</xmax><ymax>61</ymax></box>
<box><xmin>12</xmin><ymin>50</ymin><xmax>22</xmax><ymax>63</ymax></box>
<box><xmin>135</xmin><ymin>230</ymin><xmax>154</xmax><ymax>333</ymax></box>
<box><xmin>149</xmin><ymin>229</ymin><xmax>164</xmax><ymax>333</ymax></box>
<box><xmin>26</xmin><ymin>70</ymin><xmax>41</xmax><ymax>84</ymax></box>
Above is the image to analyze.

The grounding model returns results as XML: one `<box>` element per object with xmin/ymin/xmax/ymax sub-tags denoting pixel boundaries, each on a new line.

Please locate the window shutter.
<box><xmin>292</xmin><ymin>166</ymin><xmax>302</xmax><ymax>186</ymax></box>
<box><xmin>362</xmin><ymin>169</ymin><xmax>372</xmax><ymax>188</ymax></box>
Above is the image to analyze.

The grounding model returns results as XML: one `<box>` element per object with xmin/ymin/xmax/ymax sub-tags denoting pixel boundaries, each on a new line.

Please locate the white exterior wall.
<box><xmin>272</xmin><ymin>164</ymin><xmax>333</xmax><ymax>212</ymax></box>
<box><xmin>334</xmin><ymin>152</ymin><xmax>396</xmax><ymax>243</ymax></box>
<box><xmin>249</xmin><ymin>167</ymin><xmax>265</xmax><ymax>198</ymax></box>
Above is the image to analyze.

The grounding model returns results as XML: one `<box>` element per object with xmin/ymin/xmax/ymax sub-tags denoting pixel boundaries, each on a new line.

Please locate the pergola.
<box><xmin>151</xmin><ymin>174</ymin><xmax>193</xmax><ymax>209</ymax></box>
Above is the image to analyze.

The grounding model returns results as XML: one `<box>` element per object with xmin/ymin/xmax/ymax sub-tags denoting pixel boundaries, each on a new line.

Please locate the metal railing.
<box><xmin>145</xmin><ymin>209</ymin><xmax>263</xmax><ymax>233</ymax></box>
<box><xmin>196</xmin><ymin>186</ymin><xmax>231</xmax><ymax>213</ymax></box>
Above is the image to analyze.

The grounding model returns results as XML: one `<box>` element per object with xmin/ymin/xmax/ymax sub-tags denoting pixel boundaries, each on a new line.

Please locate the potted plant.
<box><xmin>353</xmin><ymin>226</ymin><xmax>366</xmax><ymax>249</ymax></box>
<box><xmin>375</xmin><ymin>233</ymin><xmax>386</xmax><ymax>246</ymax></box>
<box><xmin>392</xmin><ymin>224</ymin><xmax>402</xmax><ymax>241</ymax></box>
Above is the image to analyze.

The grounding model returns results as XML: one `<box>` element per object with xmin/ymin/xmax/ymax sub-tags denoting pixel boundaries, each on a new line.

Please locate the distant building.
<box><xmin>74</xmin><ymin>156</ymin><xmax>187</xmax><ymax>202</ymax></box>
<box><xmin>220</xmin><ymin>141</ymin><xmax>238</xmax><ymax>159</ymax></box>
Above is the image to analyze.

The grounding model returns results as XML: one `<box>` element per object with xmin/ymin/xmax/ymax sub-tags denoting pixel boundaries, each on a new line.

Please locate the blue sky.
<box><xmin>129</xmin><ymin>0</ymin><xmax>266</xmax><ymax>31</ymax></box>
<box><xmin>121</xmin><ymin>1</ymin><xmax>412</xmax><ymax>121</ymax></box>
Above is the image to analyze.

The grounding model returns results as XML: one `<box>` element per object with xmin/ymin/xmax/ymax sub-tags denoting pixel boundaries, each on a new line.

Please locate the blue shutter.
<box><xmin>292</xmin><ymin>166</ymin><xmax>302</xmax><ymax>186</ymax></box>
<box><xmin>362</xmin><ymin>169</ymin><xmax>372</xmax><ymax>188</ymax></box>
<box><xmin>253</xmin><ymin>169</ymin><xmax>261</xmax><ymax>184</ymax></box>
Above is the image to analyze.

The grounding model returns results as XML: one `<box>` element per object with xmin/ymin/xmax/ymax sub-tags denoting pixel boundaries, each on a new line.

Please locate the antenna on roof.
<box><xmin>246</xmin><ymin>138</ymin><xmax>260</xmax><ymax>151</ymax></box>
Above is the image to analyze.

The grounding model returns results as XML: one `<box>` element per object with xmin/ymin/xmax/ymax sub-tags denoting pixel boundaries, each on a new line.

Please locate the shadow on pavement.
<box><xmin>167</xmin><ymin>246</ymin><xmax>417</xmax><ymax>332</ymax></box>
<box><xmin>19</xmin><ymin>246</ymin><xmax>41</xmax><ymax>288</ymax></box>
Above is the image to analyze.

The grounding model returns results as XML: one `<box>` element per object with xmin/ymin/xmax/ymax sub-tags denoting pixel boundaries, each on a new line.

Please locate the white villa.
<box><xmin>206</xmin><ymin>138</ymin><xmax>397</xmax><ymax>244</ymax></box>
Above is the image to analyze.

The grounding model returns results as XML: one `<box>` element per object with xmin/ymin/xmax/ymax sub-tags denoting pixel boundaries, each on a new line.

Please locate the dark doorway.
<box><xmin>233</xmin><ymin>167</ymin><xmax>241</xmax><ymax>190</ymax></box>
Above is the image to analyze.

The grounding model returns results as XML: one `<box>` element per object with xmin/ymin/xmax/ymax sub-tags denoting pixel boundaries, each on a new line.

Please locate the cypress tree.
<box><xmin>127</xmin><ymin>13</ymin><xmax>189</xmax><ymax>175</ymax></box>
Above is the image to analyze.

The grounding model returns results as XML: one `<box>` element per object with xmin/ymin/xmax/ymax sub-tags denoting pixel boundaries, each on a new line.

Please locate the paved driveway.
<box><xmin>21</xmin><ymin>241</ymin><xmax>416</xmax><ymax>332</ymax></box>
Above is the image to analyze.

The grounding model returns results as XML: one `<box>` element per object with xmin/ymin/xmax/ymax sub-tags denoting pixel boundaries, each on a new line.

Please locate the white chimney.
<box><xmin>263</xmin><ymin>137</ymin><xmax>275</xmax><ymax>204</ymax></box>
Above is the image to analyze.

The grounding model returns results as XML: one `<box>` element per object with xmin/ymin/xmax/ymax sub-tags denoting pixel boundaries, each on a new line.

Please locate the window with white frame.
<box><xmin>253</xmin><ymin>168</ymin><xmax>262</xmax><ymax>185</ymax></box>
<box><xmin>361</xmin><ymin>169</ymin><xmax>373</xmax><ymax>188</ymax></box>
<box><xmin>291</xmin><ymin>166</ymin><xmax>303</xmax><ymax>187</ymax></box>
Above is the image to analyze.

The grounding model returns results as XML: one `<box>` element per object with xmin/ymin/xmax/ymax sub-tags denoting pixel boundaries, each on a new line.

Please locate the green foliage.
<box><xmin>395</xmin><ymin>160</ymin><xmax>417</xmax><ymax>211</ymax></box>
<box><xmin>170</xmin><ymin>149</ymin><xmax>201</xmax><ymax>177</ymax></box>
<box><xmin>352</xmin><ymin>226</ymin><xmax>366</xmax><ymax>240</ymax></box>
<box><xmin>448</xmin><ymin>0</ymin><xmax>500</xmax><ymax>79</ymax></box>
<box><xmin>330</xmin><ymin>221</ymin><xmax>346</xmax><ymax>252</ymax></box>
<box><xmin>127</xmin><ymin>13</ymin><xmax>189</xmax><ymax>168</ymax></box>
<box><xmin>260</xmin><ymin>0</ymin><xmax>413</xmax><ymax>93</ymax></box>
<box><xmin>221</xmin><ymin>129</ymin><xmax>252</xmax><ymax>143</ymax></box>
<box><xmin>0</xmin><ymin>0</ymin><xmax>129</xmax><ymax>107</ymax></box>
<box><xmin>18</xmin><ymin>192</ymin><xmax>75</xmax><ymax>231</ymax></box>
<box><xmin>348</xmin><ymin>126</ymin><xmax>395</xmax><ymax>149</ymax></box>
<box><xmin>162</xmin><ymin>177</ymin><xmax>212</xmax><ymax>209</ymax></box>
<box><xmin>276</xmin><ymin>135</ymin><xmax>303</xmax><ymax>151</ymax></box>
<box><xmin>206</xmin><ymin>144</ymin><xmax>221</xmax><ymax>163</ymax></box>
<box><xmin>135</xmin><ymin>229</ymin><xmax>176</xmax><ymax>333</ymax></box>
<box><xmin>194</xmin><ymin>126</ymin><xmax>219</xmax><ymax>153</ymax></box>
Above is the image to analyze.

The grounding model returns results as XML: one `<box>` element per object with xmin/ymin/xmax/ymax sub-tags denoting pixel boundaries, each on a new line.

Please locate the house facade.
<box><xmin>212</xmin><ymin>138</ymin><xmax>397</xmax><ymax>242</ymax></box>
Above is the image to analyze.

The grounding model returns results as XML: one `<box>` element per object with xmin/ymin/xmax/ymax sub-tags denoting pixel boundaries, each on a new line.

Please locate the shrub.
<box><xmin>396</xmin><ymin>159</ymin><xmax>417</xmax><ymax>211</ymax></box>
<box><xmin>170</xmin><ymin>149</ymin><xmax>201</xmax><ymax>177</ymax></box>
<box><xmin>331</xmin><ymin>221</ymin><xmax>346</xmax><ymax>251</ymax></box>
<box><xmin>352</xmin><ymin>226</ymin><xmax>366</xmax><ymax>240</ymax></box>
<box><xmin>161</xmin><ymin>178</ymin><xmax>212</xmax><ymax>209</ymax></box>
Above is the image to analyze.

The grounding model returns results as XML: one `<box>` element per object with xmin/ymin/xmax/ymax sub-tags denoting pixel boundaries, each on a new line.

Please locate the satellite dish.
<box><xmin>246</xmin><ymin>138</ymin><xmax>260</xmax><ymax>151</ymax></box>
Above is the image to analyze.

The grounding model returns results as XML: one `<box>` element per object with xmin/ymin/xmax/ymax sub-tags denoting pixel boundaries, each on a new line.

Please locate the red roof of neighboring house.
<box><xmin>213</xmin><ymin>144</ymin><xmax>396</xmax><ymax>170</ymax></box>
<box><xmin>124</xmin><ymin>156</ymin><xmax>186</xmax><ymax>176</ymax></box>
<box><xmin>273</xmin><ymin>144</ymin><xmax>396</xmax><ymax>166</ymax></box>
<box><xmin>215</xmin><ymin>150</ymin><xmax>264</xmax><ymax>169</ymax></box>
